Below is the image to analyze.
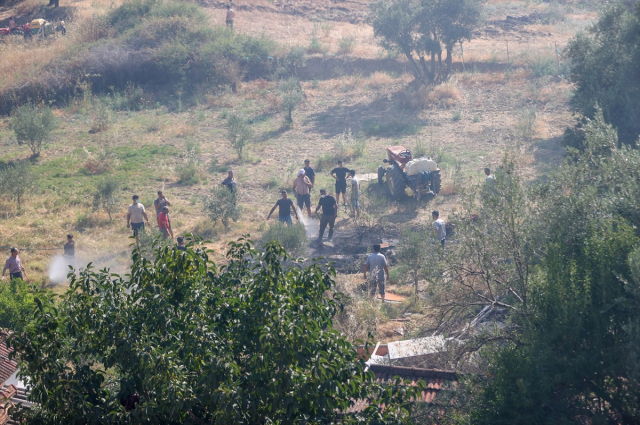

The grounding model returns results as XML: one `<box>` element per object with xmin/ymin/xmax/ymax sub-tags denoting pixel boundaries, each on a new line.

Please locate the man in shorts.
<box><xmin>292</xmin><ymin>169</ymin><xmax>313</xmax><ymax>217</ymax></box>
<box><xmin>267</xmin><ymin>190</ymin><xmax>298</xmax><ymax>225</ymax></box>
<box><xmin>330</xmin><ymin>160</ymin><xmax>351</xmax><ymax>206</ymax></box>
<box><xmin>127</xmin><ymin>195</ymin><xmax>150</xmax><ymax>245</ymax></box>
<box><xmin>225</xmin><ymin>4</ymin><xmax>235</xmax><ymax>29</ymax></box>
<box><xmin>364</xmin><ymin>244</ymin><xmax>389</xmax><ymax>300</ymax></box>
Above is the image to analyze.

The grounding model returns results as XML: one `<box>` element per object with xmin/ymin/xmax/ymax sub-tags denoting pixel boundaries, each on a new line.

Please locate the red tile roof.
<box><xmin>0</xmin><ymin>335</ymin><xmax>17</xmax><ymax>389</ymax></box>
<box><xmin>343</xmin><ymin>365</ymin><xmax>457</xmax><ymax>414</ymax></box>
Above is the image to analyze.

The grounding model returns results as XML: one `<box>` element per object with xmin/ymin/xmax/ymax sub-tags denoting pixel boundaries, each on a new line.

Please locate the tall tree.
<box><xmin>566</xmin><ymin>2</ymin><xmax>640</xmax><ymax>146</ymax></box>
<box><xmin>9</xmin><ymin>238</ymin><xmax>421</xmax><ymax>424</ymax></box>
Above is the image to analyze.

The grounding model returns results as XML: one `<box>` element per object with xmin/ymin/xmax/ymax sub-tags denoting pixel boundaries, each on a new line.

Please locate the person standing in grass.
<box><xmin>225</xmin><ymin>4</ymin><xmax>235</xmax><ymax>29</ymax></box>
<box><xmin>484</xmin><ymin>167</ymin><xmax>494</xmax><ymax>183</ymax></box>
<box><xmin>267</xmin><ymin>190</ymin><xmax>298</xmax><ymax>226</ymax></box>
<box><xmin>154</xmin><ymin>190</ymin><xmax>172</xmax><ymax>217</ymax></box>
<box><xmin>433</xmin><ymin>210</ymin><xmax>446</xmax><ymax>248</ymax></box>
<box><xmin>127</xmin><ymin>195</ymin><xmax>150</xmax><ymax>245</ymax></box>
<box><xmin>63</xmin><ymin>234</ymin><xmax>75</xmax><ymax>258</ymax></box>
<box><xmin>364</xmin><ymin>244</ymin><xmax>389</xmax><ymax>301</ymax></box>
<box><xmin>293</xmin><ymin>169</ymin><xmax>313</xmax><ymax>217</ymax></box>
<box><xmin>315</xmin><ymin>189</ymin><xmax>337</xmax><ymax>246</ymax></box>
<box><xmin>222</xmin><ymin>170</ymin><xmax>237</xmax><ymax>193</ymax></box>
<box><xmin>303</xmin><ymin>159</ymin><xmax>315</xmax><ymax>185</ymax></box>
<box><xmin>2</xmin><ymin>248</ymin><xmax>28</xmax><ymax>281</ymax></box>
<box><xmin>349</xmin><ymin>169</ymin><xmax>360</xmax><ymax>217</ymax></box>
<box><xmin>330</xmin><ymin>160</ymin><xmax>351</xmax><ymax>207</ymax></box>
<box><xmin>158</xmin><ymin>206</ymin><xmax>174</xmax><ymax>240</ymax></box>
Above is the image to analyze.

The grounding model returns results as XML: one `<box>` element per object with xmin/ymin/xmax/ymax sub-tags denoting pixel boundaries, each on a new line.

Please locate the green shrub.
<box><xmin>0</xmin><ymin>279</ymin><xmax>37</xmax><ymax>332</ymax></box>
<box><xmin>177</xmin><ymin>141</ymin><xmax>201</xmax><ymax>185</ymax></box>
<box><xmin>110</xmin><ymin>83</ymin><xmax>145</xmax><ymax>111</ymax></box>
<box><xmin>10</xmin><ymin>104</ymin><xmax>56</xmax><ymax>157</ymax></box>
<box><xmin>0</xmin><ymin>161</ymin><xmax>37</xmax><ymax>209</ymax></box>
<box><xmin>89</xmin><ymin>100</ymin><xmax>111</xmax><ymax>133</ymax></box>
<box><xmin>92</xmin><ymin>177</ymin><xmax>120</xmax><ymax>219</ymax></box>
<box><xmin>279</xmin><ymin>77</ymin><xmax>304</xmax><ymax>123</ymax></box>
<box><xmin>308</xmin><ymin>37</ymin><xmax>325</xmax><ymax>54</ymax></box>
<box><xmin>452</xmin><ymin>111</ymin><xmax>462</xmax><ymax>121</ymax></box>
<box><xmin>259</xmin><ymin>222</ymin><xmax>307</xmax><ymax>258</ymax></box>
<box><xmin>517</xmin><ymin>107</ymin><xmax>537</xmax><ymax>139</ymax></box>
<box><xmin>338</xmin><ymin>36</ymin><xmax>356</xmax><ymax>54</ymax></box>
<box><xmin>530</xmin><ymin>55</ymin><xmax>556</xmax><ymax>77</ymax></box>
<box><xmin>226</xmin><ymin>113</ymin><xmax>253</xmax><ymax>160</ymax></box>
<box><xmin>361</xmin><ymin>118</ymin><xmax>418</xmax><ymax>137</ymax></box>
<box><xmin>203</xmin><ymin>186</ymin><xmax>241</xmax><ymax>228</ymax></box>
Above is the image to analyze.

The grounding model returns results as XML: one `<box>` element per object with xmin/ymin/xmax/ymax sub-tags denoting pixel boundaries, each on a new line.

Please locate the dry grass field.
<box><xmin>0</xmin><ymin>0</ymin><xmax>599</xmax><ymax>336</ymax></box>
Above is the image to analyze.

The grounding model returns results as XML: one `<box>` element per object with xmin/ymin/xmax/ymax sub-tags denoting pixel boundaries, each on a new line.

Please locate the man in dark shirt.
<box><xmin>176</xmin><ymin>236</ymin><xmax>187</xmax><ymax>251</ymax></box>
<box><xmin>330</xmin><ymin>160</ymin><xmax>350</xmax><ymax>206</ymax></box>
<box><xmin>303</xmin><ymin>159</ymin><xmax>315</xmax><ymax>185</ymax></box>
<box><xmin>315</xmin><ymin>189</ymin><xmax>338</xmax><ymax>245</ymax></box>
<box><xmin>267</xmin><ymin>190</ymin><xmax>298</xmax><ymax>225</ymax></box>
<box><xmin>222</xmin><ymin>170</ymin><xmax>237</xmax><ymax>193</ymax></box>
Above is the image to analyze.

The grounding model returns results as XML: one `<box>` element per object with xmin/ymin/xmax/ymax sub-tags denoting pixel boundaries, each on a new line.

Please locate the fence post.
<box><xmin>555</xmin><ymin>41</ymin><xmax>560</xmax><ymax>73</ymax></box>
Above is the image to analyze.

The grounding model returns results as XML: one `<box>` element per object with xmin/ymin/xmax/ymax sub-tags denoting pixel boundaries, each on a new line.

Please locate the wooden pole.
<box><xmin>461</xmin><ymin>42</ymin><xmax>465</xmax><ymax>71</ymax></box>
<box><xmin>506</xmin><ymin>40</ymin><xmax>510</xmax><ymax>66</ymax></box>
<box><xmin>555</xmin><ymin>41</ymin><xmax>560</xmax><ymax>73</ymax></box>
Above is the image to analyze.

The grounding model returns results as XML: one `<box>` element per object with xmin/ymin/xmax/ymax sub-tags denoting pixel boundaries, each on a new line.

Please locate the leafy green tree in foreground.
<box><xmin>9</xmin><ymin>238</ymin><xmax>421</xmax><ymax>424</ymax></box>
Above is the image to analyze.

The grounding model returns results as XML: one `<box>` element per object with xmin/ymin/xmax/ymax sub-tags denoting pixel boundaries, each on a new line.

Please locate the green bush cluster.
<box><xmin>0</xmin><ymin>279</ymin><xmax>37</xmax><ymax>332</ymax></box>
<box><xmin>259</xmin><ymin>222</ymin><xmax>308</xmax><ymax>258</ymax></box>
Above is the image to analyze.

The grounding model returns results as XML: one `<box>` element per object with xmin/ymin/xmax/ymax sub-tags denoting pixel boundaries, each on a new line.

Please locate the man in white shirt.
<box><xmin>349</xmin><ymin>170</ymin><xmax>360</xmax><ymax>217</ymax></box>
<box><xmin>127</xmin><ymin>195</ymin><xmax>150</xmax><ymax>245</ymax></box>
<box><xmin>432</xmin><ymin>210</ymin><xmax>446</xmax><ymax>248</ymax></box>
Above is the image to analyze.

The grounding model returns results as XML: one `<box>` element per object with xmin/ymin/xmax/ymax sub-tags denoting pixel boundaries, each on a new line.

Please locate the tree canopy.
<box><xmin>9</xmin><ymin>238</ymin><xmax>421</xmax><ymax>424</ymax></box>
<box><xmin>370</xmin><ymin>0</ymin><xmax>482</xmax><ymax>81</ymax></box>
<box><xmin>566</xmin><ymin>2</ymin><xmax>640</xmax><ymax>147</ymax></box>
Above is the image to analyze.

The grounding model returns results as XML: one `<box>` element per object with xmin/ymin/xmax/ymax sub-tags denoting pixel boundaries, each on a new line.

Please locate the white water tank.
<box><xmin>405</xmin><ymin>157</ymin><xmax>438</xmax><ymax>175</ymax></box>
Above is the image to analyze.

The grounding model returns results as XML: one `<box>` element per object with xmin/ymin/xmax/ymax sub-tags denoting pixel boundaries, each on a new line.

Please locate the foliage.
<box><xmin>370</xmin><ymin>0</ymin><xmax>482</xmax><ymax>81</ymax></box>
<box><xmin>0</xmin><ymin>279</ymin><xmax>37</xmax><ymax>332</ymax></box>
<box><xmin>225</xmin><ymin>113</ymin><xmax>253</xmax><ymax>160</ymax></box>
<box><xmin>0</xmin><ymin>161</ymin><xmax>37</xmax><ymax>209</ymax></box>
<box><xmin>259</xmin><ymin>222</ymin><xmax>307</xmax><ymax>258</ymax></box>
<box><xmin>176</xmin><ymin>141</ymin><xmax>201</xmax><ymax>185</ymax></box>
<box><xmin>89</xmin><ymin>100</ymin><xmax>111</xmax><ymax>133</ymax></box>
<box><xmin>279</xmin><ymin>77</ymin><xmax>304</xmax><ymax>123</ymax></box>
<box><xmin>203</xmin><ymin>186</ymin><xmax>241</xmax><ymax>228</ymax></box>
<box><xmin>92</xmin><ymin>177</ymin><xmax>120</xmax><ymax>220</ymax></box>
<box><xmin>9</xmin><ymin>104</ymin><xmax>56</xmax><ymax>157</ymax></box>
<box><xmin>453</xmin><ymin>113</ymin><xmax>640</xmax><ymax>423</ymax></box>
<box><xmin>566</xmin><ymin>2</ymin><xmax>640</xmax><ymax>146</ymax></box>
<box><xmin>397</xmin><ymin>228</ymin><xmax>441</xmax><ymax>296</ymax></box>
<box><xmin>8</xmin><ymin>238</ymin><xmax>422</xmax><ymax>424</ymax></box>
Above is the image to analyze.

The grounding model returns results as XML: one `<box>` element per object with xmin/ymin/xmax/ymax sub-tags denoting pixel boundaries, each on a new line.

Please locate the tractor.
<box><xmin>0</xmin><ymin>23</ymin><xmax>30</xmax><ymax>37</ymax></box>
<box><xmin>377</xmin><ymin>145</ymin><xmax>442</xmax><ymax>200</ymax></box>
<box><xmin>29</xmin><ymin>19</ymin><xmax>54</xmax><ymax>38</ymax></box>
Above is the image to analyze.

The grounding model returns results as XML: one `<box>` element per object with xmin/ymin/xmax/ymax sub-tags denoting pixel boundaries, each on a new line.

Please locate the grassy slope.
<box><xmin>0</xmin><ymin>0</ymin><xmax>597</xmax><ymax>331</ymax></box>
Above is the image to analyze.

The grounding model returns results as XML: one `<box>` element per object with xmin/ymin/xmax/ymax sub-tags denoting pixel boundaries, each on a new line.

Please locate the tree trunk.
<box><xmin>414</xmin><ymin>273</ymin><xmax>419</xmax><ymax>296</ymax></box>
<box><xmin>400</xmin><ymin>44</ymin><xmax>422</xmax><ymax>80</ymax></box>
<box><xmin>445</xmin><ymin>47</ymin><xmax>453</xmax><ymax>75</ymax></box>
<box><xmin>438</xmin><ymin>51</ymin><xmax>442</xmax><ymax>68</ymax></box>
<box><xmin>430</xmin><ymin>53</ymin><xmax>435</xmax><ymax>80</ymax></box>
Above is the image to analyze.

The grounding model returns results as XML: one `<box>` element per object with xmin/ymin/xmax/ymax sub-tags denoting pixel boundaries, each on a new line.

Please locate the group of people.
<box><xmin>265</xmin><ymin>159</ymin><xmax>360</xmax><ymax>246</ymax></box>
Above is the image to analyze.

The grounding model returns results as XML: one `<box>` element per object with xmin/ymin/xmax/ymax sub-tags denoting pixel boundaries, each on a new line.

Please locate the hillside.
<box><xmin>0</xmin><ymin>0</ymin><xmax>598</xmax><ymax>337</ymax></box>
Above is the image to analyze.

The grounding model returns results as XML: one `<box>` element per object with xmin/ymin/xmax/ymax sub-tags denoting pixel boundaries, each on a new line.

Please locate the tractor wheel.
<box><xmin>12</xmin><ymin>30</ymin><xmax>24</xmax><ymax>37</ymax></box>
<box><xmin>377</xmin><ymin>166</ymin><xmax>385</xmax><ymax>185</ymax></box>
<box><xmin>432</xmin><ymin>170</ymin><xmax>442</xmax><ymax>195</ymax></box>
<box><xmin>387</xmin><ymin>165</ymin><xmax>405</xmax><ymax>200</ymax></box>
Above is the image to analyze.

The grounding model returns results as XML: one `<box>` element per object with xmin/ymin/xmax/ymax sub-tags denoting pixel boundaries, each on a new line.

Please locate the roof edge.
<box><xmin>369</xmin><ymin>364</ymin><xmax>458</xmax><ymax>381</ymax></box>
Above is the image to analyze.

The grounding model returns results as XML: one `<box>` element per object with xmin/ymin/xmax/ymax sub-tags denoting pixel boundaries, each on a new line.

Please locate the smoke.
<box><xmin>296</xmin><ymin>206</ymin><xmax>319</xmax><ymax>238</ymax></box>
<box><xmin>48</xmin><ymin>256</ymin><xmax>76</xmax><ymax>284</ymax></box>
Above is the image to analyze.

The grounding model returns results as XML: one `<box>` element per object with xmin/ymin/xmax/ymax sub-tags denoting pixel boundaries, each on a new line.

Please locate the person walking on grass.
<box><xmin>293</xmin><ymin>169</ymin><xmax>313</xmax><ymax>217</ymax></box>
<box><xmin>433</xmin><ymin>210</ymin><xmax>446</xmax><ymax>248</ymax></box>
<box><xmin>364</xmin><ymin>244</ymin><xmax>389</xmax><ymax>301</ymax></box>
<box><xmin>267</xmin><ymin>190</ymin><xmax>298</xmax><ymax>225</ymax></box>
<box><xmin>225</xmin><ymin>4</ymin><xmax>235</xmax><ymax>29</ymax></box>
<box><xmin>330</xmin><ymin>160</ymin><xmax>350</xmax><ymax>206</ymax></box>
<box><xmin>127</xmin><ymin>195</ymin><xmax>150</xmax><ymax>245</ymax></box>
<box><xmin>154</xmin><ymin>190</ymin><xmax>171</xmax><ymax>217</ymax></box>
<box><xmin>158</xmin><ymin>206</ymin><xmax>174</xmax><ymax>240</ymax></box>
<box><xmin>222</xmin><ymin>170</ymin><xmax>237</xmax><ymax>193</ymax></box>
<box><xmin>304</xmin><ymin>159</ymin><xmax>315</xmax><ymax>185</ymax></box>
<box><xmin>63</xmin><ymin>234</ymin><xmax>75</xmax><ymax>258</ymax></box>
<box><xmin>315</xmin><ymin>189</ymin><xmax>337</xmax><ymax>246</ymax></box>
<box><xmin>2</xmin><ymin>248</ymin><xmax>28</xmax><ymax>282</ymax></box>
<box><xmin>349</xmin><ymin>169</ymin><xmax>360</xmax><ymax>217</ymax></box>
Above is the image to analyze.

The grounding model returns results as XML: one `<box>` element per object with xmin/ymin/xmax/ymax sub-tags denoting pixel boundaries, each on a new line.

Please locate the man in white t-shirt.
<box><xmin>349</xmin><ymin>170</ymin><xmax>360</xmax><ymax>217</ymax></box>
<box><xmin>432</xmin><ymin>210</ymin><xmax>446</xmax><ymax>248</ymax></box>
<box><xmin>127</xmin><ymin>194</ymin><xmax>150</xmax><ymax>245</ymax></box>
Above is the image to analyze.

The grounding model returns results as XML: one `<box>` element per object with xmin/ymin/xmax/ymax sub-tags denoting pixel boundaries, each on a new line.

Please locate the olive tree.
<box><xmin>203</xmin><ymin>185</ymin><xmax>241</xmax><ymax>228</ymax></box>
<box><xmin>370</xmin><ymin>0</ymin><xmax>482</xmax><ymax>81</ymax></box>
<box><xmin>0</xmin><ymin>161</ymin><xmax>37</xmax><ymax>209</ymax></box>
<box><xmin>10</xmin><ymin>104</ymin><xmax>56</xmax><ymax>157</ymax></box>
<box><xmin>225</xmin><ymin>113</ymin><xmax>253</xmax><ymax>160</ymax></box>
<box><xmin>279</xmin><ymin>77</ymin><xmax>304</xmax><ymax>123</ymax></box>
<box><xmin>8</xmin><ymin>238</ymin><xmax>422</xmax><ymax>424</ymax></box>
<box><xmin>92</xmin><ymin>177</ymin><xmax>120</xmax><ymax>219</ymax></box>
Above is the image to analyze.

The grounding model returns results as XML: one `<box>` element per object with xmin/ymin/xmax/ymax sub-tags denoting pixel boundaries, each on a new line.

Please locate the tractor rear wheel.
<box><xmin>387</xmin><ymin>165</ymin><xmax>405</xmax><ymax>200</ymax></box>
<box><xmin>432</xmin><ymin>170</ymin><xmax>442</xmax><ymax>195</ymax></box>
<box><xmin>377</xmin><ymin>166</ymin><xmax>385</xmax><ymax>185</ymax></box>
